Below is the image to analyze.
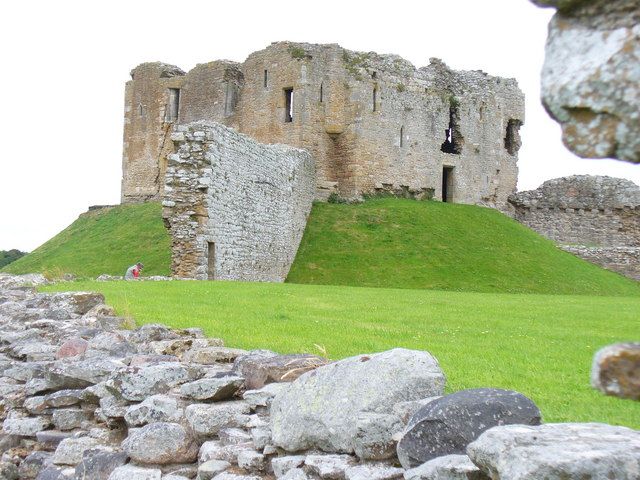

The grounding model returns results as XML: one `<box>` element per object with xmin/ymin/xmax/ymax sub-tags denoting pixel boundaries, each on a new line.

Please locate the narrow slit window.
<box><xmin>400</xmin><ymin>126</ymin><xmax>404</xmax><ymax>147</ymax></box>
<box><xmin>166</xmin><ymin>88</ymin><xmax>180</xmax><ymax>122</ymax></box>
<box><xmin>320</xmin><ymin>83</ymin><xmax>323</xmax><ymax>103</ymax></box>
<box><xmin>284</xmin><ymin>88</ymin><xmax>293</xmax><ymax>123</ymax></box>
<box><xmin>373</xmin><ymin>86</ymin><xmax>377</xmax><ymax>112</ymax></box>
<box><xmin>264</xmin><ymin>70</ymin><xmax>268</xmax><ymax>88</ymax></box>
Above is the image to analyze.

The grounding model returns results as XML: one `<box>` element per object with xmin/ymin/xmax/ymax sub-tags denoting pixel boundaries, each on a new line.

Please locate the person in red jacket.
<box><xmin>124</xmin><ymin>262</ymin><xmax>144</xmax><ymax>280</ymax></box>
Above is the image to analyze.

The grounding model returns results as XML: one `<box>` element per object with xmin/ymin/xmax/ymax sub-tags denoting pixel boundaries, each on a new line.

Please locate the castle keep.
<box><xmin>122</xmin><ymin>42</ymin><xmax>524</xmax><ymax>208</ymax></box>
<box><xmin>121</xmin><ymin>42</ymin><xmax>525</xmax><ymax>280</ymax></box>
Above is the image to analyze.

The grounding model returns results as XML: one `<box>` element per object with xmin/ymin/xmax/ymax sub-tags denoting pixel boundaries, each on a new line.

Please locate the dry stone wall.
<box><xmin>1</xmin><ymin>273</ymin><xmax>639</xmax><ymax>480</ymax></box>
<box><xmin>509</xmin><ymin>175</ymin><xmax>640</xmax><ymax>280</ymax></box>
<box><xmin>122</xmin><ymin>42</ymin><xmax>524</xmax><ymax>210</ymax></box>
<box><xmin>162</xmin><ymin>122</ymin><xmax>315</xmax><ymax>281</ymax></box>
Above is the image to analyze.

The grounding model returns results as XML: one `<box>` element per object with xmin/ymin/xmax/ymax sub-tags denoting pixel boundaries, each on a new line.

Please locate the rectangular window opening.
<box><xmin>207</xmin><ymin>242</ymin><xmax>216</xmax><ymax>280</ymax></box>
<box><xmin>264</xmin><ymin>69</ymin><xmax>268</xmax><ymax>88</ymax></box>
<box><xmin>373</xmin><ymin>87</ymin><xmax>377</xmax><ymax>112</ymax></box>
<box><xmin>320</xmin><ymin>83</ymin><xmax>323</xmax><ymax>103</ymax></box>
<box><xmin>284</xmin><ymin>88</ymin><xmax>293</xmax><ymax>123</ymax></box>
<box><xmin>166</xmin><ymin>88</ymin><xmax>180</xmax><ymax>122</ymax></box>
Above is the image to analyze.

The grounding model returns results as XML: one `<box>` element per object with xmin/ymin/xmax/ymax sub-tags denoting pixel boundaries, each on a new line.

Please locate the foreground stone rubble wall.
<box><xmin>509</xmin><ymin>175</ymin><xmax>640</xmax><ymax>280</ymax></box>
<box><xmin>530</xmin><ymin>0</ymin><xmax>640</xmax><ymax>163</ymax></box>
<box><xmin>122</xmin><ymin>42</ymin><xmax>524</xmax><ymax>209</ymax></box>
<box><xmin>1</xmin><ymin>272</ymin><xmax>639</xmax><ymax>480</ymax></box>
<box><xmin>162</xmin><ymin>122</ymin><xmax>315</xmax><ymax>281</ymax></box>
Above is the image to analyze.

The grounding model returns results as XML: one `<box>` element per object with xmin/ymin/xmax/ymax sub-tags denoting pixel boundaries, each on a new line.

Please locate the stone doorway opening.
<box><xmin>207</xmin><ymin>242</ymin><xmax>216</xmax><ymax>280</ymax></box>
<box><xmin>442</xmin><ymin>166</ymin><xmax>454</xmax><ymax>202</ymax></box>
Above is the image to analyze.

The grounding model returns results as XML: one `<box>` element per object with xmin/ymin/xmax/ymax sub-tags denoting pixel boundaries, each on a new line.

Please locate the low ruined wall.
<box><xmin>509</xmin><ymin>175</ymin><xmax>640</xmax><ymax>280</ymax></box>
<box><xmin>162</xmin><ymin>122</ymin><xmax>315</xmax><ymax>281</ymax></box>
<box><xmin>561</xmin><ymin>246</ymin><xmax>640</xmax><ymax>281</ymax></box>
<box><xmin>511</xmin><ymin>206</ymin><xmax>639</xmax><ymax>247</ymax></box>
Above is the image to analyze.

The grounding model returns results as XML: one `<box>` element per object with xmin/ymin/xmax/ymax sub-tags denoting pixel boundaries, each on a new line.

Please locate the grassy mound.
<box><xmin>287</xmin><ymin>199</ymin><xmax>640</xmax><ymax>296</ymax></box>
<box><xmin>42</xmin><ymin>280</ymin><xmax>640</xmax><ymax>429</ymax></box>
<box><xmin>2</xmin><ymin>203</ymin><xmax>171</xmax><ymax>278</ymax></box>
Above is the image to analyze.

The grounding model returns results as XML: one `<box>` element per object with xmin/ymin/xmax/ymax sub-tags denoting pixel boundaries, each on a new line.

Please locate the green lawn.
<box><xmin>288</xmin><ymin>199</ymin><xmax>640</xmax><ymax>296</ymax></box>
<box><xmin>3</xmin><ymin>203</ymin><xmax>171</xmax><ymax>278</ymax></box>
<box><xmin>43</xmin><ymin>280</ymin><xmax>640</xmax><ymax>429</ymax></box>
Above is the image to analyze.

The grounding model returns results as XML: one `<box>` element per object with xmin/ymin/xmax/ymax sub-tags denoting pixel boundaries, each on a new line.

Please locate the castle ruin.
<box><xmin>509</xmin><ymin>176</ymin><xmax>640</xmax><ymax>281</ymax></box>
<box><xmin>121</xmin><ymin>41</ymin><xmax>526</xmax><ymax>280</ymax></box>
<box><xmin>122</xmin><ymin>42</ymin><xmax>524</xmax><ymax>208</ymax></box>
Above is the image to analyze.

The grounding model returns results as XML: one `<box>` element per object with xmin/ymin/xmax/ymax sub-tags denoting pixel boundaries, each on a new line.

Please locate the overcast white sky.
<box><xmin>1</xmin><ymin>0</ymin><xmax>638</xmax><ymax>252</ymax></box>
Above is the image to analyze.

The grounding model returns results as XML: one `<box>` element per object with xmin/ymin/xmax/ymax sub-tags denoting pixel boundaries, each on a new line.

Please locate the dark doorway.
<box><xmin>284</xmin><ymin>88</ymin><xmax>293</xmax><ymax>122</ymax></box>
<box><xmin>207</xmin><ymin>242</ymin><xmax>215</xmax><ymax>280</ymax></box>
<box><xmin>442</xmin><ymin>167</ymin><xmax>454</xmax><ymax>202</ymax></box>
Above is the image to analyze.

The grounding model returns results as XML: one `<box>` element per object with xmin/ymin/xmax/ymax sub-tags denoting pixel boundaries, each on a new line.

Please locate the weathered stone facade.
<box><xmin>509</xmin><ymin>175</ymin><xmax>640</xmax><ymax>280</ymax></box>
<box><xmin>162</xmin><ymin>122</ymin><xmax>315</xmax><ymax>281</ymax></box>
<box><xmin>122</xmin><ymin>42</ymin><xmax>525</xmax><ymax>209</ymax></box>
<box><xmin>530</xmin><ymin>0</ymin><xmax>640</xmax><ymax>163</ymax></box>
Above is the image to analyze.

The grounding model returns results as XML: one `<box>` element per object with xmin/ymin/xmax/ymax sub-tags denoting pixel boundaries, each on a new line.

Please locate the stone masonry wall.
<box><xmin>162</xmin><ymin>122</ymin><xmax>315</xmax><ymax>281</ymax></box>
<box><xmin>509</xmin><ymin>175</ymin><xmax>640</xmax><ymax>280</ymax></box>
<box><xmin>121</xmin><ymin>63</ymin><xmax>185</xmax><ymax>203</ymax></box>
<box><xmin>122</xmin><ymin>42</ymin><xmax>524</xmax><ymax>210</ymax></box>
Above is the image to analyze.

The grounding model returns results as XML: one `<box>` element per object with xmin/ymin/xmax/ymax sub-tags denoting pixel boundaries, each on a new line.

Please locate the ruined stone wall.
<box><xmin>122</xmin><ymin>42</ymin><xmax>525</xmax><ymax>209</ymax></box>
<box><xmin>121</xmin><ymin>63</ymin><xmax>186</xmax><ymax>203</ymax></box>
<box><xmin>509</xmin><ymin>176</ymin><xmax>640</xmax><ymax>280</ymax></box>
<box><xmin>162</xmin><ymin>122</ymin><xmax>315</xmax><ymax>281</ymax></box>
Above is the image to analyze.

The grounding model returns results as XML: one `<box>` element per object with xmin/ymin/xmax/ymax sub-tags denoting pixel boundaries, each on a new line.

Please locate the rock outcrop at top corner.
<box><xmin>530</xmin><ymin>0</ymin><xmax>640</xmax><ymax>163</ymax></box>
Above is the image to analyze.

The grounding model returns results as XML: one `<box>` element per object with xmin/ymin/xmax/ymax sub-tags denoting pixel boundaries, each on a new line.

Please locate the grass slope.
<box><xmin>3</xmin><ymin>203</ymin><xmax>171</xmax><ymax>278</ymax></box>
<box><xmin>288</xmin><ymin>199</ymin><xmax>640</xmax><ymax>296</ymax></box>
<box><xmin>43</xmin><ymin>280</ymin><xmax>640</xmax><ymax>429</ymax></box>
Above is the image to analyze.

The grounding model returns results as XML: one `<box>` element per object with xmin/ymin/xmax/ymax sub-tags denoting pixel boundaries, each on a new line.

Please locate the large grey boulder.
<box><xmin>531</xmin><ymin>0</ymin><xmax>640</xmax><ymax>163</ymax></box>
<box><xmin>467</xmin><ymin>423</ymin><xmax>640</xmax><ymax>479</ymax></box>
<box><xmin>591</xmin><ymin>343</ymin><xmax>640</xmax><ymax>400</ymax></box>
<box><xmin>122</xmin><ymin>422</ymin><xmax>199</xmax><ymax>464</ymax></box>
<box><xmin>397</xmin><ymin>388</ymin><xmax>541</xmax><ymax>468</ymax></box>
<box><xmin>271</xmin><ymin>349</ymin><xmax>445</xmax><ymax>454</ymax></box>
